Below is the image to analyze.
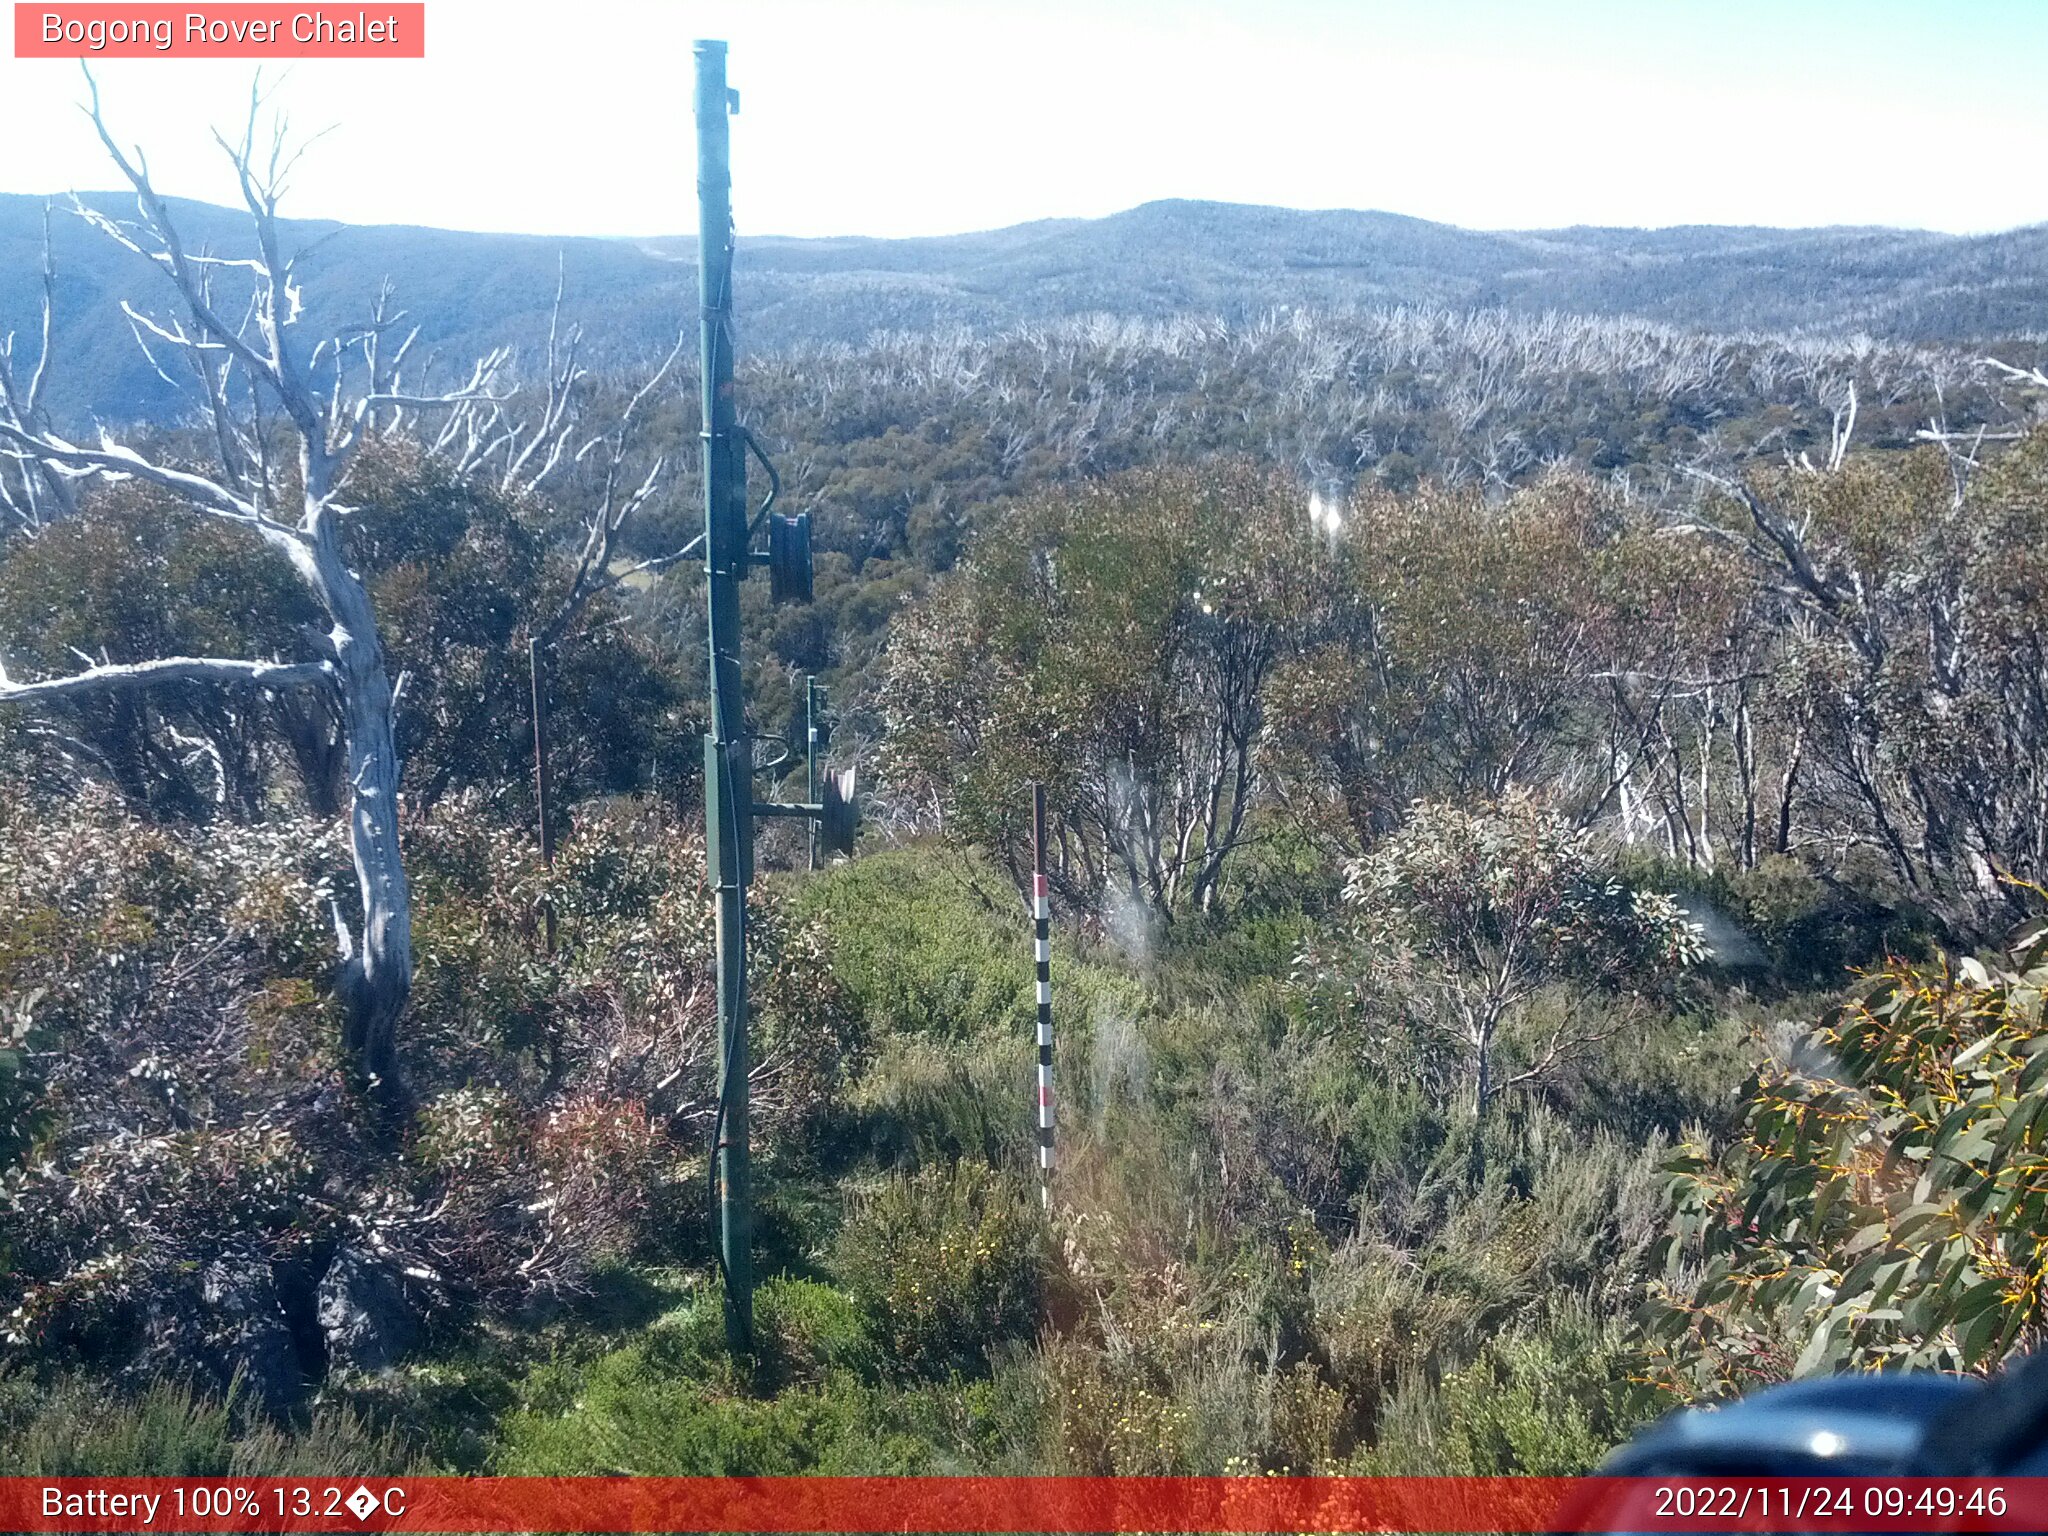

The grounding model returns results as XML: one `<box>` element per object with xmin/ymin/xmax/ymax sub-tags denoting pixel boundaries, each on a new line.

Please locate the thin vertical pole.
<box><xmin>697</xmin><ymin>37</ymin><xmax>752</xmax><ymax>1355</ymax></box>
<box><xmin>806</xmin><ymin>676</ymin><xmax>821</xmax><ymax>873</ymax></box>
<box><xmin>1032</xmin><ymin>784</ymin><xmax>1053</xmax><ymax>1206</ymax></box>
<box><xmin>528</xmin><ymin>636</ymin><xmax>556</xmax><ymax>955</ymax></box>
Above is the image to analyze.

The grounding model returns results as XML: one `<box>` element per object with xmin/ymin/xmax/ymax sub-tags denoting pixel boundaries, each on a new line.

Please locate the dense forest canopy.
<box><xmin>5</xmin><ymin>132</ymin><xmax>2048</xmax><ymax>1478</ymax></box>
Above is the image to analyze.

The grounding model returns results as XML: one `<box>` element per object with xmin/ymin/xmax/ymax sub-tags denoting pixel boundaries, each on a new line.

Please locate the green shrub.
<box><xmin>1158</xmin><ymin>820</ymin><xmax>1340</xmax><ymax>988</ymax></box>
<box><xmin>1355</xmin><ymin>1309</ymin><xmax>1655</xmax><ymax>1474</ymax></box>
<box><xmin>1646</xmin><ymin>919</ymin><xmax>2048</xmax><ymax>1394</ymax></box>
<box><xmin>501</xmin><ymin>1369</ymin><xmax>842</xmax><ymax>1474</ymax></box>
<box><xmin>754</xmin><ymin>1278</ymin><xmax>880</xmax><ymax>1389</ymax></box>
<box><xmin>792</xmin><ymin>850</ymin><xmax>1027</xmax><ymax>1044</ymax></box>
<box><xmin>0</xmin><ymin>794</ymin><xmax>848</xmax><ymax>1392</ymax></box>
<box><xmin>1613</xmin><ymin>847</ymin><xmax>1923</xmax><ymax>991</ymax></box>
<box><xmin>835</xmin><ymin>1164</ymin><xmax>1048</xmax><ymax>1380</ymax></box>
<box><xmin>494</xmin><ymin>1292</ymin><xmax>937</xmax><ymax>1475</ymax></box>
<box><xmin>843</xmin><ymin>1036</ymin><xmax>1032</xmax><ymax>1170</ymax></box>
<box><xmin>0</xmin><ymin>1370</ymin><xmax>415</xmax><ymax>1475</ymax></box>
<box><xmin>1046</xmin><ymin>1342</ymin><xmax>1200</xmax><ymax>1475</ymax></box>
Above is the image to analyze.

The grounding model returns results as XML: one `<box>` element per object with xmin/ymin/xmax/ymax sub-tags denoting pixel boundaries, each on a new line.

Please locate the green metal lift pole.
<box><xmin>696</xmin><ymin>37</ymin><xmax>753</xmax><ymax>1355</ymax></box>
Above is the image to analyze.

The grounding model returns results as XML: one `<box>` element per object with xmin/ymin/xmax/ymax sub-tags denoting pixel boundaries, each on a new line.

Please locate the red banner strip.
<box><xmin>0</xmin><ymin>1477</ymin><xmax>2041</xmax><ymax>1533</ymax></box>
<box><xmin>14</xmin><ymin>5</ymin><xmax>425</xmax><ymax>58</ymax></box>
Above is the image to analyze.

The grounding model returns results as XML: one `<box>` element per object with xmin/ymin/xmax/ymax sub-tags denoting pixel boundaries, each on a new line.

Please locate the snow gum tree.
<box><xmin>881</xmin><ymin>460</ymin><xmax>1330</xmax><ymax>919</ymax></box>
<box><xmin>0</xmin><ymin>84</ymin><xmax>512</xmax><ymax>1104</ymax></box>
<box><xmin>1304</xmin><ymin>789</ymin><xmax>1707</xmax><ymax>1116</ymax></box>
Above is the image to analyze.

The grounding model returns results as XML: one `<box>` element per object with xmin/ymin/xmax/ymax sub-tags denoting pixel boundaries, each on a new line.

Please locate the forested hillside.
<box><xmin>6</xmin><ymin>121</ymin><xmax>2048</xmax><ymax>1481</ymax></box>
<box><xmin>5</xmin><ymin>190</ymin><xmax>2048</xmax><ymax>420</ymax></box>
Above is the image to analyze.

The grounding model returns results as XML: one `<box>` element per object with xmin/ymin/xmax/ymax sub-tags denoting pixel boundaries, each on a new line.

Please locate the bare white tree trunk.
<box><xmin>313</xmin><ymin>527</ymin><xmax>411</xmax><ymax>1090</ymax></box>
<box><xmin>0</xmin><ymin>78</ymin><xmax>506</xmax><ymax>1105</ymax></box>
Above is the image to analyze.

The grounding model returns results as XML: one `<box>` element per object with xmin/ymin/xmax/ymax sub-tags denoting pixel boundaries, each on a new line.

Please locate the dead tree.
<box><xmin>443</xmin><ymin>279</ymin><xmax>694</xmax><ymax>870</ymax></box>
<box><xmin>0</xmin><ymin>80</ymin><xmax>505</xmax><ymax>1106</ymax></box>
<box><xmin>0</xmin><ymin>203</ymin><xmax>81</xmax><ymax>532</ymax></box>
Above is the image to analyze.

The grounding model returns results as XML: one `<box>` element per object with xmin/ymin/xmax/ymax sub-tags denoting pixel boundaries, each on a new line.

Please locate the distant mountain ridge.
<box><xmin>3</xmin><ymin>193</ymin><xmax>2044</xmax><ymax>421</ymax></box>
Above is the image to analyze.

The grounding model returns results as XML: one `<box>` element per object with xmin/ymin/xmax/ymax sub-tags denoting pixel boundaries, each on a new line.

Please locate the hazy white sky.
<box><xmin>2</xmin><ymin>0</ymin><xmax>2045</xmax><ymax>239</ymax></box>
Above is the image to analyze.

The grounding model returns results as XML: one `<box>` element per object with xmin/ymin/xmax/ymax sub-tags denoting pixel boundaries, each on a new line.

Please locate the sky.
<box><xmin>2</xmin><ymin>0</ymin><xmax>2045</xmax><ymax>240</ymax></box>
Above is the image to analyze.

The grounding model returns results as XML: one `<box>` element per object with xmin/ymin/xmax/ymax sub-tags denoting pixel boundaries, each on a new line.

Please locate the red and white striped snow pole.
<box><xmin>1032</xmin><ymin>783</ymin><xmax>1053</xmax><ymax>1206</ymax></box>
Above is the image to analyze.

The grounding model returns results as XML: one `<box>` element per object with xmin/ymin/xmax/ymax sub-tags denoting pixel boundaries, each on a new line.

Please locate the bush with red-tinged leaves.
<box><xmin>0</xmin><ymin>787</ymin><xmax>852</xmax><ymax>1396</ymax></box>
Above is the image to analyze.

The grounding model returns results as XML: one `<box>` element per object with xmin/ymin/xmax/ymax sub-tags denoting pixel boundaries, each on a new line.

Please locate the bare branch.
<box><xmin>0</xmin><ymin>419</ymin><xmax>300</xmax><ymax>546</ymax></box>
<box><xmin>498</xmin><ymin>256</ymin><xmax>586</xmax><ymax>493</ymax></box>
<box><xmin>77</xmin><ymin>71</ymin><xmax>293</xmax><ymax>414</ymax></box>
<box><xmin>1984</xmin><ymin>356</ymin><xmax>2048</xmax><ymax>390</ymax></box>
<box><xmin>1826</xmin><ymin>379</ymin><xmax>1858</xmax><ymax>473</ymax></box>
<box><xmin>601</xmin><ymin>532</ymin><xmax>706</xmax><ymax>587</ymax></box>
<box><xmin>0</xmin><ymin>653</ymin><xmax>331</xmax><ymax>705</ymax></box>
<box><xmin>0</xmin><ymin>201</ymin><xmax>80</xmax><ymax>525</ymax></box>
<box><xmin>25</xmin><ymin>200</ymin><xmax>58</xmax><ymax>420</ymax></box>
